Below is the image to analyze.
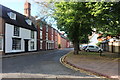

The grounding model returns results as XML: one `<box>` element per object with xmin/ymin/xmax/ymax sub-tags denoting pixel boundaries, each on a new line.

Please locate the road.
<box><xmin>2</xmin><ymin>48</ymin><xmax>105</xmax><ymax>80</ymax></box>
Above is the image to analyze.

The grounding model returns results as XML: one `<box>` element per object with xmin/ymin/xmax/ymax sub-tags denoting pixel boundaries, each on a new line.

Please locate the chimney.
<box><xmin>24</xmin><ymin>0</ymin><xmax>31</xmax><ymax>17</ymax></box>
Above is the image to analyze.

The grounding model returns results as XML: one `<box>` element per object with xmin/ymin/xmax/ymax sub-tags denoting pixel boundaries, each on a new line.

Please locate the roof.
<box><xmin>0</xmin><ymin>4</ymin><xmax>37</xmax><ymax>31</ymax></box>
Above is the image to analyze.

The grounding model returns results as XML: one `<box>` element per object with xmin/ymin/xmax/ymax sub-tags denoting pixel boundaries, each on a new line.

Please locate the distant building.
<box><xmin>89</xmin><ymin>32</ymin><xmax>99</xmax><ymax>45</ymax></box>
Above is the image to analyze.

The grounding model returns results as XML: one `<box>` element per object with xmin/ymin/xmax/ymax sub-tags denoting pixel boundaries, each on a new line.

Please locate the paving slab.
<box><xmin>63</xmin><ymin>51</ymin><xmax>120</xmax><ymax>80</ymax></box>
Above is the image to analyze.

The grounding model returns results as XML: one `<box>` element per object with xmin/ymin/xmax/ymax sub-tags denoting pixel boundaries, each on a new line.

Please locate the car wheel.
<box><xmin>86</xmin><ymin>49</ymin><xmax>90</xmax><ymax>52</ymax></box>
<box><xmin>98</xmin><ymin>50</ymin><xmax>102</xmax><ymax>53</ymax></box>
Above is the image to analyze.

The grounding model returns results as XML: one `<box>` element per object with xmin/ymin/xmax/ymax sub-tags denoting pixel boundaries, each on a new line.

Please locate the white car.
<box><xmin>85</xmin><ymin>45</ymin><xmax>103</xmax><ymax>53</ymax></box>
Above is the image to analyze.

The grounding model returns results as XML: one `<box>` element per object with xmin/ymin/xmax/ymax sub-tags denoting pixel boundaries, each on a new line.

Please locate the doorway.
<box><xmin>24</xmin><ymin>40</ymin><xmax>29</xmax><ymax>52</ymax></box>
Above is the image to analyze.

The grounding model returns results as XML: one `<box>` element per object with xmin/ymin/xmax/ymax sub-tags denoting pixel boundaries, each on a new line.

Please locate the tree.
<box><xmin>54</xmin><ymin>2</ymin><xmax>92</xmax><ymax>54</ymax></box>
<box><xmin>86</xmin><ymin>2</ymin><xmax>120</xmax><ymax>38</ymax></box>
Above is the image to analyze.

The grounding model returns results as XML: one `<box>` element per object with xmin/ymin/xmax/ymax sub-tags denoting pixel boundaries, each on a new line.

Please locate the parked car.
<box><xmin>79</xmin><ymin>45</ymin><xmax>87</xmax><ymax>50</ymax></box>
<box><xmin>82</xmin><ymin>46</ymin><xmax>87</xmax><ymax>50</ymax></box>
<box><xmin>85</xmin><ymin>45</ymin><xmax>103</xmax><ymax>53</ymax></box>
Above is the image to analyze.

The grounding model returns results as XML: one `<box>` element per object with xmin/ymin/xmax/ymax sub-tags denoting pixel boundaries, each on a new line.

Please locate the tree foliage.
<box><xmin>54</xmin><ymin>2</ymin><xmax>93</xmax><ymax>54</ymax></box>
<box><xmin>86</xmin><ymin>2</ymin><xmax>120</xmax><ymax>37</ymax></box>
<box><xmin>53</xmin><ymin>2</ymin><xmax>120</xmax><ymax>54</ymax></box>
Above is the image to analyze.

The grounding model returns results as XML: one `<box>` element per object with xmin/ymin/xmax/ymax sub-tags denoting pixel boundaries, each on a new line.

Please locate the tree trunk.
<box><xmin>73</xmin><ymin>41</ymin><xmax>79</xmax><ymax>55</ymax></box>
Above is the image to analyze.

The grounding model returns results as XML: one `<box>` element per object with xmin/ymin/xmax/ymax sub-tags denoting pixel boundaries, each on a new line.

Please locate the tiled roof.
<box><xmin>0</xmin><ymin>4</ymin><xmax>37</xmax><ymax>31</ymax></box>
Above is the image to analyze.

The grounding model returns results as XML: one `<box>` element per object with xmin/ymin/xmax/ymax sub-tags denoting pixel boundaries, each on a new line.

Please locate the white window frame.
<box><xmin>40</xmin><ymin>22</ymin><xmax>43</xmax><ymax>30</ymax></box>
<box><xmin>46</xmin><ymin>25</ymin><xmax>48</xmax><ymax>32</ymax></box>
<box><xmin>26</xmin><ymin>19</ymin><xmax>32</xmax><ymax>25</ymax></box>
<box><xmin>12</xmin><ymin>38</ymin><xmax>21</xmax><ymax>50</ymax></box>
<box><xmin>51</xmin><ymin>28</ymin><xmax>53</xmax><ymax>35</ymax></box>
<box><xmin>7</xmin><ymin>12</ymin><xmax>16</xmax><ymax>20</ymax></box>
<box><xmin>40</xmin><ymin>41</ymin><xmax>43</xmax><ymax>49</ymax></box>
<box><xmin>40</xmin><ymin>31</ymin><xmax>42</xmax><ymax>39</ymax></box>
<box><xmin>46</xmin><ymin>33</ymin><xmax>48</xmax><ymax>40</ymax></box>
<box><xmin>52</xmin><ymin>35</ymin><xmax>53</xmax><ymax>41</ymax></box>
<box><xmin>14</xmin><ymin>26</ymin><xmax>20</xmax><ymax>36</ymax></box>
<box><xmin>30</xmin><ymin>41</ymin><xmax>34</xmax><ymax>50</ymax></box>
<box><xmin>0</xmin><ymin>38</ymin><xmax>3</xmax><ymax>51</ymax></box>
<box><xmin>31</xmin><ymin>31</ymin><xmax>34</xmax><ymax>39</ymax></box>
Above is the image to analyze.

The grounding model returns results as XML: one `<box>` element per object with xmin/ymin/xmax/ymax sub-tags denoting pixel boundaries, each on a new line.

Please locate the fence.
<box><xmin>100</xmin><ymin>41</ymin><xmax>120</xmax><ymax>53</ymax></box>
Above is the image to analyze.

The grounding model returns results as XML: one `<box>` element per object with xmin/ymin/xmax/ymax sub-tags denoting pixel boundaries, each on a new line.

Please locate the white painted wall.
<box><xmin>89</xmin><ymin>33</ymin><xmax>99</xmax><ymax>45</ymax></box>
<box><xmin>5</xmin><ymin>23</ymin><xmax>37</xmax><ymax>53</ymax></box>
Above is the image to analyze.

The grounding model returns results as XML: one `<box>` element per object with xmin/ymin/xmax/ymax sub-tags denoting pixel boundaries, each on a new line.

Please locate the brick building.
<box><xmin>37</xmin><ymin>20</ymin><xmax>55</xmax><ymax>50</ymax></box>
<box><xmin>58</xmin><ymin>33</ymin><xmax>70</xmax><ymax>49</ymax></box>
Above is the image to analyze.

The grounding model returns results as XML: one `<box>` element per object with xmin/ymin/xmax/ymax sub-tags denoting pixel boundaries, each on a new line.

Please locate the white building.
<box><xmin>0</xmin><ymin>4</ymin><xmax>37</xmax><ymax>54</ymax></box>
<box><xmin>89</xmin><ymin>32</ymin><xmax>99</xmax><ymax>45</ymax></box>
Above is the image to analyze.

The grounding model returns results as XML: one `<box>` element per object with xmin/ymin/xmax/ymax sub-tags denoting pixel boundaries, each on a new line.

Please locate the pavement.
<box><xmin>61</xmin><ymin>51</ymin><xmax>120</xmax><ymax>80</ymax></box>
<box><xmin>1</xmin><ymin>48</ymin><xmax>105</xmax><ymax>80</ymax></box>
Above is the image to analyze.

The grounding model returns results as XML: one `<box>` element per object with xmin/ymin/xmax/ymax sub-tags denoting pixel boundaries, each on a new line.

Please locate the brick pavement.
<box><xmin>63</xmin><ymin>51</ymin><xmax>120</xmax><ymax>80</ymax></box>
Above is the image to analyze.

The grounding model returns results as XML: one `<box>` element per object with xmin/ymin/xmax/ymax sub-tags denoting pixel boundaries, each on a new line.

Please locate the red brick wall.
<box><xmin>0</xmin><ymin>17</ymin><xmax>4</xmax><ymax>54</ymax></box>
<box><xmin>37</xmin><ymin>24</ymin><xmax>40</xmax><ymax>50</ymax></box>
<box><xmin>48</xmin><ymin>26</ymin><xmax>52</xmax><ymax>40</ymax></box>
<box><xmin>55</xmin><ymin>31</ymin><xmax>58</xmax><ymax>49</ymax></box>
<box><xmin>42</xmin><ymin>24</ymin><xmax>46</xmax><ymax>50</ymax></box>
<box><xmin>53</xmin><ymin>29</ymin><xmax>55</xmax><ymax>49</ymax></box>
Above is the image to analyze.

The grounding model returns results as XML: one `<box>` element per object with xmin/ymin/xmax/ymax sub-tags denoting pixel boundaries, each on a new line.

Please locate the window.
<box><xmin>40</xmin><ymin>22</ymin><xmax>42</xmax><ymax>29</ymax></box>
<box><xmin>26</xmin><ymin>19</ymin><xmax>32</xmax><ymax>25</ymax></box>
<box><xmin>46</xmin><ymin>33</ymin><xmax>48</xmax><ymax>40</ymax></box>
<box><xmin>51</xmin><ymin>28</ymin><xmax>53</xmax><ymax>35</ymax></box>
<box><xmin>0</xmin><ymin>39</ymin><xmax>3</xmax><ymax>51</ymax></box>
<box><xmin>46</xmin><ymin>25</ymin><xmax>48</xmax><ymax>32</ymax></box>
<box><xmin>40</xmin><ymin>41</ymin><xmax>43</xmax><ymax>49</ymax></box>
<box><xmin>12</xmin><ymin>38</ymin><xmax>21</xmax><ymax>50</ymax></box>
<box><xmin>7</xmin><ymin>12</ymin><xmax>16</xmax><ymax>20</ymax></box>
<box><xmin>52</xmin><ymin>35</ymin><xmax>53</xmax><ymax>41</ymax></box>
<box><xmin>14</xmin><ymin>26</ymin><xmax>20</xmax><ymax>36</ymax></box>
<box><xmin>96</xmin><ymin>46</ymin><xmax>99</xmax><ymax>49</ymax></box>
<box><xmin>40</xmin><ymin>31</ymin><xmax>42</xmax><ymax>39</ymax></box>
<box><xmin>31</xmin><ymin>31</ymin><xmax>34</xmax><ymax>39</ymax></box>
<box><xmin>88</xmin><ymin>46</ymin><xmax>94</xmax><ymax>48</ymax></box>
<box><xmin>30</xmin><ymin>41</ymin><xmax>34</xmax><ymax>50</ymax></box>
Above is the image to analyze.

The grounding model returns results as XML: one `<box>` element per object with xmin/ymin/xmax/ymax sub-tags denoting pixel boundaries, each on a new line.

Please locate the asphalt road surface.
<box><xmin>2</xmin><ymin>48</ymin><xmax>107</xmax><ymax>80</ymax></box>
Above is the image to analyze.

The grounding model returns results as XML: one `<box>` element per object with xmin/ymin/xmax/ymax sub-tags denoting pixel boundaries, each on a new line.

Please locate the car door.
<box><xmin>95</xmin><ymin>46</ymin><xmax>99</xmax><ymax>52</ymax></box>
<box><xmin>89</xmin><ymin>46</ymin><xmax>94</xmax><ymax>51</ymax></box>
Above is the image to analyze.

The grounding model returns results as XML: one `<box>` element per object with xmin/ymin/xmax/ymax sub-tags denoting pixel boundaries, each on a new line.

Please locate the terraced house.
<box><xmin>0</xmin><ymin>4</ymin><xmax>37</xmax><ymax>54</ymax></box>
<box><xmin>0</xmin><ymin>1</ymin><xmax>71</xmax><ymax>55</ymax></box>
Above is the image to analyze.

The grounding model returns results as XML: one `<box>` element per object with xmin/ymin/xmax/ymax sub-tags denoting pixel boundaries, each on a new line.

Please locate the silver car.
<box><xmin>85</xmin><ymin>45</ymin><xmax>103</xmax><ymax>52</ymax></box>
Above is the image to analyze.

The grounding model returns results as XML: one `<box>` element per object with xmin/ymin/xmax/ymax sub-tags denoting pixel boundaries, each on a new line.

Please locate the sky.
<box><xmin>0</xmin><ymin>0</ymin><xmax>38</xmax><ymax>16</ymax></box>
<box><xmin>0</xmin><ymin>0</ymin><xmax>98</xmax><ymax>43</ymax></box>
<box><xmin>0</xmin><ymin>0</ymin><xmax>58</xmax><ymax>30</ymax></box>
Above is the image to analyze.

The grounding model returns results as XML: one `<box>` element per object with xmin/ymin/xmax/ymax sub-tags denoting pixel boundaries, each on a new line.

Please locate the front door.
<box><xmin>24</xmin><ymin>40</ymin><xmax>29</xmax><ymax>52</ymax></box>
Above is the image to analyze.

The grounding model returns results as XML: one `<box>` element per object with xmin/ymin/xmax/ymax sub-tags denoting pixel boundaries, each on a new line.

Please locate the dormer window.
<box><xmin>25</xmin><ymin>19</ymin><xmax>32</xmax><ymax>25</ymax></box>
<box><xmin>7</xmin><ymin>12</ymin><xmax>16</xmax><ymax>20</ymax></box>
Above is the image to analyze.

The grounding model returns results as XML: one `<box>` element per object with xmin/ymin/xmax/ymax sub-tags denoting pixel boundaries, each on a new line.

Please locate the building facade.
<box><xmin>0</xmin><ymin>1</ymin><xmax>71</xmax><ymax>55</ymax></box>
<box><xmin>0</xmin><ymin>4</ymin><xmax>37</xmax><ymax>54</ymax></box>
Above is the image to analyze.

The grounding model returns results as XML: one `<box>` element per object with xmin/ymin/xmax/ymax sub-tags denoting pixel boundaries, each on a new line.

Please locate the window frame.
<box><xmin>12</xmin><ymin>38</ymin><xmax>21</xmax><ymax>50</ymax></box>
<box><xmin>14</xmin><ymin>26</ymin><xmax>20</xmax><ymax>36</ymax></box>
<box><xmin>30</xmin><ymin>41</ymin><xmax>34</xmax><ymax>50</ymax></box>
<box><xmin>46</xmin><ymin>33</ymin><xmax>48</xmax><ymax>40</ymax></box>
<box><xmin>31</xmin><ymin>31</ymin><xmax>34</xmax><ymax>39</ymax></box>
<box><xmin>7</xmin><ymin>12</ymin><xmax>16</xmax><ymax>20</ymax></box>
<box><xmin>25</xmin><ymin>19</ymin><xmax>32</xmax><ymax>25</ymax></box>
<box><xmin>46</xmin><ymin>25</ymin><xmax>48</xmax><ymax>32</ymax></box>
<box><xmin>40</xmin><ymin>41</ymin><xmax>43</xmax><ymax>49</ymax></box>
<box><xmin>0</xmin><ymin>38</ymin><xmax>3</xmax><ymax>51</ymax></box>
<box><xmin>40</xmin><ymin>22</ymin><xmax>43</xmax><ymax>30</ymax></box>
<box><xmin>40</xmin><ymin>31</ymin><xmax>42</xmax><ymax>39</ymax></box>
